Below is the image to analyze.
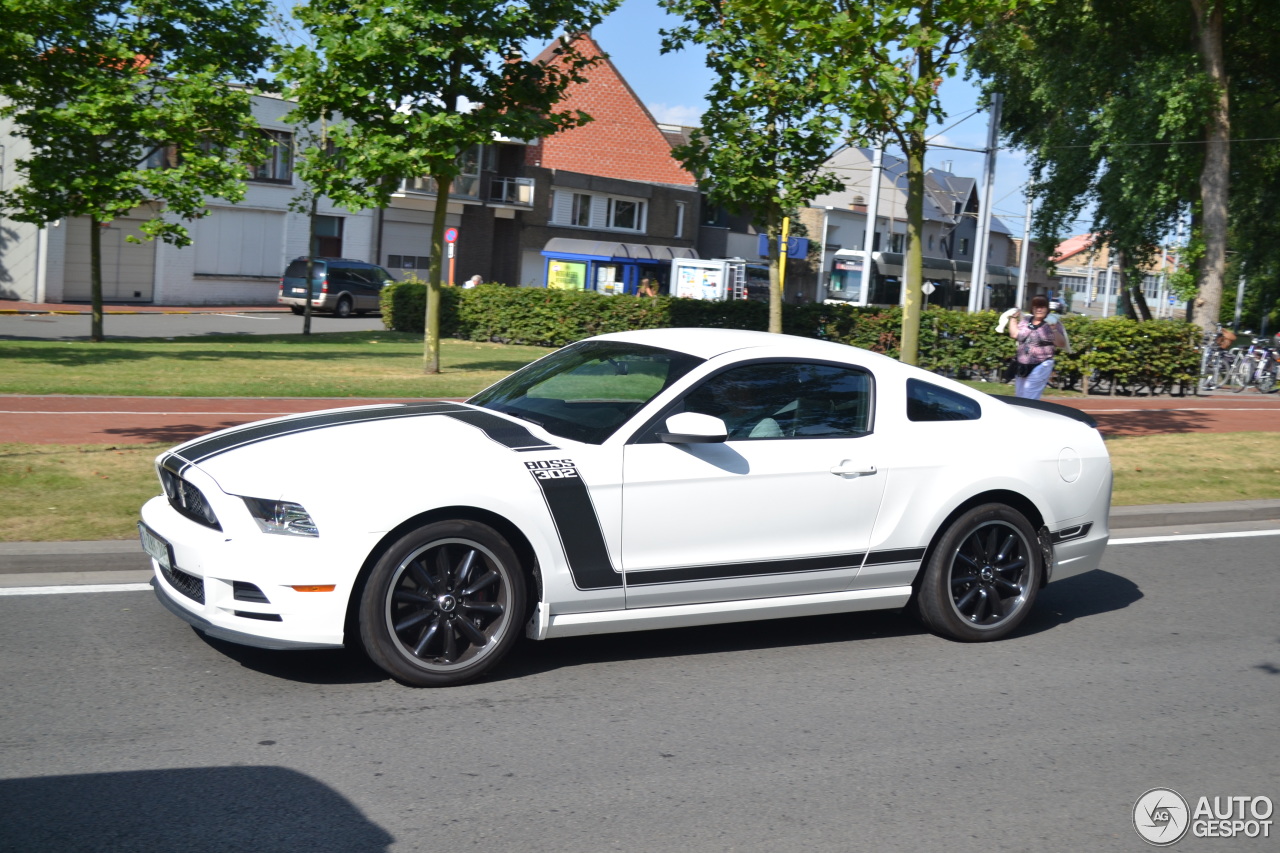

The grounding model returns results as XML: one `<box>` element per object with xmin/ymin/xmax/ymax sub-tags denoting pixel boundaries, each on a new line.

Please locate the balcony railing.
<box><xmin>401</xmin><ymin>174</ymin><xmax>480</xmax><ymax>199</ymax></box>
<box><xmin>489</xmin><ymin>176</ymin><xmax>534</xmax><ymax>206</ymax></box>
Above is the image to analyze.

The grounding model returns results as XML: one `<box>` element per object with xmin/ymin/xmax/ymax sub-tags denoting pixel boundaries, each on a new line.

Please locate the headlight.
<box><xmin>242</xmin><ymin>497</ymin><xmax>320</xmax><ymax>537</ymax></box>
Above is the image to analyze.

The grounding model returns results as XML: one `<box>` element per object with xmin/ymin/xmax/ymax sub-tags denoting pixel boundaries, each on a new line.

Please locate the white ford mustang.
<box><xmin>139</xmin><ymin>328</ymin><xmax>1112</xmax><ymax>686</ymax></box>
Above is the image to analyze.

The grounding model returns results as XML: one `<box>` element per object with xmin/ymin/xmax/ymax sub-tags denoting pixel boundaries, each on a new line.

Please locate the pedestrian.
<box><xmin>638</xmin><ymin>276</ymin><xmax>658</xmax><ymax>298</ymax></box>
<box><xmin>1006</xmin><ymin>295</ymin><xmax>1068</xmax><ymax>400</ymax></box>
<box><xmin>464</xmin><ymin>275</ymin><xmax>482</xmax><ymax>289</ymax></box>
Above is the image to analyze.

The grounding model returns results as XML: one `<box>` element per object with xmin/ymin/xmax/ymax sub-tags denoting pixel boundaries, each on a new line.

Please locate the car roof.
<box><xmin>591</xmin><ymin>327</ymin><xmax>901</xmax><ymax>367</ymax></box>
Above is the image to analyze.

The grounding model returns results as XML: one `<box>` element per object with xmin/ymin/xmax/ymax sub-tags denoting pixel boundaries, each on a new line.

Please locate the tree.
<box><xmin>0</xmin><ymin>0</ymin><xmax>272</xmax><ymax>341</ymax></box>
<box><xmin>278</xmin><ymin>0</ymin><xmax>618</xmax><ymax>373</ymax></box>
<box><xmin>968</xmin><ymin>0</ymin><xmax>1280</xmax><ymax>335</ymax></box>
<box><xmin>664</xmin><ymin>1</ymin><xmax>1018</xmax><ymax>358</ymax></box>
<box><xmin>827</xmin><ymin>0</ymin><xmax>1021</xmax><ymax>365</ymax></box>
<box><xmin>661</xmin><ymin>0</ymin><xmax>849</xmax><ymax>334</ymax></box>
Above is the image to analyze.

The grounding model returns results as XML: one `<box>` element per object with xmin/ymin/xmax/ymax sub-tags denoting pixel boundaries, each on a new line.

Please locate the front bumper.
<box><xmin>141</xmin><ymin>495</ymin><xmax>366</xmax><ymax>650</ymax></box>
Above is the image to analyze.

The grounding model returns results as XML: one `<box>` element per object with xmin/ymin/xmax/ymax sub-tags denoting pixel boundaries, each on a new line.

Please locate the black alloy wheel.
<box><xmin>360</xmin><ymin>520</ymin><xmax>526</xmax><ymax>687</ymax></box>
<box><xmin>918</xmin><ymin>503</ymin><xmax>1042</xmax><ymax>642</ymax></box>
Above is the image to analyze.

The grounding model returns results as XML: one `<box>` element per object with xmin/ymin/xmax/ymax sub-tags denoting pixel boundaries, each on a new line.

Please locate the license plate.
<box><xmin>138</xmin><ymin>522</ymin><xmax>174</xmax><ymax>572</ymax></box>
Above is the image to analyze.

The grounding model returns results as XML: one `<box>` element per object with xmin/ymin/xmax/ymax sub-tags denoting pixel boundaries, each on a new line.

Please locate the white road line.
<box><xmin>1112</xmin><ymin>529</ymin><xmax>1280</xmax><ymax>545</ymax></box>
<box><xmin>212</xmin><ymin>313</ymin><xmax>282</xmax><ymax>320</ymax></box>
<box><xmin>0</xmin><ymin>583</ymin><xmax>153</xmax><ymax>596</ymax></box>
<box><xmin>5</xmin><ymin>528</ymin><xmax>1280</xmax><ymax>597</ymax></box>
<box><xmin>1076</xmin><ymin>407</ymin><xmax>1279</xmax><ymax>412</ymax></box>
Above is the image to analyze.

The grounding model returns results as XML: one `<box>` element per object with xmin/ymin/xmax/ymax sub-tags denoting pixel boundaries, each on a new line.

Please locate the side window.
<box><xmin>680</xmin><ymin>362</ymin><xmax>873</xmax><ymax>440</ymax></box>
<box><xmin>906</xmin><ymin>378</ymin><xmax>982</xmax><ymax>422</ymax></box>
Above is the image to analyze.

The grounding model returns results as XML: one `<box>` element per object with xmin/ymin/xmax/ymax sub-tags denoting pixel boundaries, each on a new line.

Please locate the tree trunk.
<box><xmin>425</xmin><ymin>174</ymin><xmax>453</xmax><ymax>374</ymax></box>
<box><xmin>766</xmin><ymin>208</ymin><xmax>783</xmax><ymax>334</ymax></box>
<box><xmin>303</xmin><ymin>195</ymin><xmax>319</xmax><ymax>336</ymax></box>
<box><xmin>1192</xmin><ymin>0</ymin><xmax>1229</xmax><ymax>334</ymax></box>
<box><xmin>899</xmin><ymin>132</ymin><xmax>927</xmax><ymax>366</ymax></box>
<box><xmin>89</xmin><ymin>214</ymin><xmax>104</xmax><ymax>342</ymax></box>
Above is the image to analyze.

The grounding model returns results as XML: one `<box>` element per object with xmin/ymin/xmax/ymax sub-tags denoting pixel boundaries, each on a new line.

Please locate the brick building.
<box><xmin>511</xmin><ymin>34</ymin><xmax>702</xmax><ymax>294</ymax></box>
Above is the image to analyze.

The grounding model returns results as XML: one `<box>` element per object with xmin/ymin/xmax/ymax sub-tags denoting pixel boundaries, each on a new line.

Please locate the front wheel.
<box><xmin>359</xmin><ymin>520</ymin><xmax>526</xmax><ymax>686</ymax></box>
<box><xmin>917</xmin><ymin>504</ymin><xmax>1043</xmax><ymax>642</ymax></box>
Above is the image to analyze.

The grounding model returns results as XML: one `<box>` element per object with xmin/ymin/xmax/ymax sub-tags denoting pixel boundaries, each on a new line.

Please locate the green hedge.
<box><xmin>381</xmin><ymin>281</ymin><xmax>1199</xmax><ymax>392</ymax></box>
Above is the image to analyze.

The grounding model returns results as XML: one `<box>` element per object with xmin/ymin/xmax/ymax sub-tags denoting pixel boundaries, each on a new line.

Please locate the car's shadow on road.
<box><xmin>1013</xmin><ymin>569</ymin><xmax>1143</xmax><ymax>636</ymax></box>
<box><xmin>190</xmin><ymin>570</ymin><xmax>1142</xmax><ymax>688</ymax></box>
<box><xmin>105</xmin><ymin>421</ymin><xmax>252</xmax><ymax>444</ymax></box>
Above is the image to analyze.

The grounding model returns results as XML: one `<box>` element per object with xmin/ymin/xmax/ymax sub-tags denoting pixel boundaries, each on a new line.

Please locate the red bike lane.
<box><xmin>0</xmin><ymin>392</ymin><xmax>1277</xmax><ymax>444</ymax></box>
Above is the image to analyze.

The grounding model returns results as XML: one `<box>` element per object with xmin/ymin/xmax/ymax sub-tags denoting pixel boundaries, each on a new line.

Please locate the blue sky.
<box><xmin>590</xmin><ymin>0</ymin><xmax>1041</xmax><ymax>236</ymax></box>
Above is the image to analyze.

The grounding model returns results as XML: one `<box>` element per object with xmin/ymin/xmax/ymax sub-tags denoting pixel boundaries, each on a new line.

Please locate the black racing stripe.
<box><xmin>530</xmin><ymin>470</ymin><xmax>621</xmax><ymax>590</ymax></box>
<box><xmin>1050</xmin><ymin>522</ymin><xmax>1093</xmax><ymax>544</ymax></box>
<box><xmin>176</xmin><ymin>402</ymin><xmax>468</xmax><ymax>463</ymax></box>
<box><xmin>862</xmin><ymin>547</ymin><xmax>926</xmax><ymax>566</ymax></box>
<box><xmin>626</xmin><ymin>552</ymin><xmax>867</xmax><ymax>587</ymax></box>
<box><xmin>442</xmin><ymin>410</ymin><xmax>559</xmax><ymax>451</ymax></box>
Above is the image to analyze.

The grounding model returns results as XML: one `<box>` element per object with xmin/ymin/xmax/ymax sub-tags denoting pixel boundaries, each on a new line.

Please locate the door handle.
<box><xmin>830</xmin><ymin>461</ymin><xmax>877</xmax><ymax>477</ymax></box>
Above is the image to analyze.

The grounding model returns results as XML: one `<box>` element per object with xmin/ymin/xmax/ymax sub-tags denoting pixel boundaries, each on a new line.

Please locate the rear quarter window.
<box><xmin>906</xmin><ymin>378</ymin><xmax>982</xmax><ymax>422</ymax></box>
<box><xmin>285</xmin><ymin>260</ymin><xmax>325</xmax><ymax>278</ymax></box>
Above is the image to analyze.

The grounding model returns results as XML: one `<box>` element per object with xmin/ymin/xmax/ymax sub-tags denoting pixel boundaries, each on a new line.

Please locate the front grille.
<box><xmin>161</xmin><ymin>564</ymin><xmax>205</xmax><ymax>604</ymax></box>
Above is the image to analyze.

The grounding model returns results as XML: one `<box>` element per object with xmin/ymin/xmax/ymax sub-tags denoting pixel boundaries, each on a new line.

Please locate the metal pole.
<box><xmin>968</xmin><ymin>93</ymin><xmax>1003</xmax><ymax>312</ymax></box>
<box><xmin>1156</xmin><ymin>244</ymin><xmax>1168</xmax><ymax>319</ymax></box>
<box><xmin>1233</xmin><ymin>268</ymin><xmax>1245</xmax><ymax>330</ymax></box>
<box><xmin>1085</xmin><ymin>247</ymin><xmax>1096</xmax><ymax>309</ymax></box>
<box><xmin>1015</xmin><ymin>182</ymin><xmax>1032</xmax><ymax>309</ymax></box>
<box><xmin>1102</xmin><ymin>264</ymin><xmax>1114</xmax><ymax>317</ymax></box>
<box><xmin>860</xmin><ymin>144</ymin><xmax>884</xmax><ymax>307</ymax></box>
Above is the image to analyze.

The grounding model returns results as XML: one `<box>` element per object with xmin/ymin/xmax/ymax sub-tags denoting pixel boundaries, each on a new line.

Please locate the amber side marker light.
<box><xmin>289</xmin><ymin>584</ymin><xmax>336</xmax><ymax>592</ymax></box>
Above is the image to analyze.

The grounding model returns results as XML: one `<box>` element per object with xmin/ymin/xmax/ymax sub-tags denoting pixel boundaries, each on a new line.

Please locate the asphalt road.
<box><xmin>1</xmin><ymin>527</ymin><xmax>1277</xmax><ymax>852</ymax></box>
<box><xmin>0</xmin><ymin>310</ymin><xmax>386</xmax><ymax>340</ymax></box>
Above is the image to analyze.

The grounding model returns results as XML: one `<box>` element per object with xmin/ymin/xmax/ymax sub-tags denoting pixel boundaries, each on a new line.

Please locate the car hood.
<box><xmin>162</xmin><ymin>401</ymin><xmax>558</xmax><ymax>499</ymax></box>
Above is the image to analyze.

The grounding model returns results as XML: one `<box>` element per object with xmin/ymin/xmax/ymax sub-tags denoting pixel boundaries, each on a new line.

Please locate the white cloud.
<box><xmin>647</xmin><ymin>102</ymin><xmax>703</xmax><ymax>127</ymax></box>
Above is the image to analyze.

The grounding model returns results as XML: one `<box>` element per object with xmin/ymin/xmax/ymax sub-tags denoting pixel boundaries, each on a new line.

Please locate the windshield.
<box><xmin>469</xmin><ymin>341</ymin><xmax>704</xmax><ymax>444</ymax></box>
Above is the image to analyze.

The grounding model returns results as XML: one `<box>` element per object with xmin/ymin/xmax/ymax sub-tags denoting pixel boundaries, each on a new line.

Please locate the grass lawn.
<box><xmin>0</xmin><ymin>332</ymin><xmax>554</xmax><ymax>399</ymax></box>
<box><xmin>5</xmin><ymin>433</ymin><xmax>1278</xmax><ymax>542</ymax></box>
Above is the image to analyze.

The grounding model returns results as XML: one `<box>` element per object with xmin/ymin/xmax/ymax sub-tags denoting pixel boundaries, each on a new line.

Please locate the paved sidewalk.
<box><xmin>1</xmin><ymin>299</ymin><xmax>288</xmax><ymax>315</ymax></box>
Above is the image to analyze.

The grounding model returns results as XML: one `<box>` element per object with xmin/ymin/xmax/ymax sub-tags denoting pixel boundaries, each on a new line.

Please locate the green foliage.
<box><xmin>276</xmin><ymin>0</ymin><xmax>620</xmax><ymax>370</ymax></box>
<box><xmin>0</xmin><ymin>0</ymin><xmax>272</xmax><ymax>236</ymax></box>
<box><xmin>382</xmin><ymin>283</ymin><xmax>1201</xmax><ymax>391</ymax></box>
<box><xmin>969</xmin><ymin>0</ymin><xmax>1280</xmax><ymax>331</ymax></box>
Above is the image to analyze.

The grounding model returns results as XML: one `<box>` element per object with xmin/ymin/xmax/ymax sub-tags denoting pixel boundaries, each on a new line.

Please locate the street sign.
<box><xmin>444</xmin><ymin>228</ymin><xmax>458</xmax><ymax>244</ymax></box>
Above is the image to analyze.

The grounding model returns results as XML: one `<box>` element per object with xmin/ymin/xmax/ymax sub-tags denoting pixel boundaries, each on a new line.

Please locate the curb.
<box><xmin>2</xmin><ymin>500</ymin><xmax>1277</xmax><ymax>582</ymax></box>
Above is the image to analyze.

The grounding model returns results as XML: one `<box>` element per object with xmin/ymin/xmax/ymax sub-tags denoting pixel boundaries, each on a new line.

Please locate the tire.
<box><xmin>918</xmin><ymin>504</ymin><xmax>1042</xmax><ymax>642</ymax></box>
<box><xmin>359</xmin><ymin>520</ymin><xmax>526</xmax><ymax>687</ymax></box>
<box><xmin>290</xmin><ymin>305</ymin><xmax>304</xmax><ymax>316</ymax></box>
<box><xmin>1258</xmin><ymin>368</ymin><xmax>1277</xmax><ymax>395</ymax></box>
<box><xmin>334</xmin><ymin>296</ymin><xmax>353</xmax><ymax>318</ymax></box>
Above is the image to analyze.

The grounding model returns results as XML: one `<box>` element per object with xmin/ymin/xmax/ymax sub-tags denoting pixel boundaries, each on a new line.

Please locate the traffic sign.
<box><xmin>444</xmin><ymin>228</ymin><xmax>458</xmax><ymax>244</ymax></box>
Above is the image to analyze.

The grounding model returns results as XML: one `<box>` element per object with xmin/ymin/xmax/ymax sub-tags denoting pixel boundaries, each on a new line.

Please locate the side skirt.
<box><xmin>526</xmin><ymin>586</ymin><xmax>913</xmax><ymax>640</ymax></box>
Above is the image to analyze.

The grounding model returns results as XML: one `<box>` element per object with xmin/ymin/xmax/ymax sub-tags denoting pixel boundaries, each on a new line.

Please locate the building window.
<box><xmin>252</xmin><ymin>129</ymin><xmax>293</xmax><ymax>183</ymax></box>
<box><xmin>311</xmin><ymin>215</ymin><xmax>342</xmax><ymax>258</ymax></box>
<box><xmin>927</xmin><ymin>234</ymin><xmax>935</xmax><ymax>251</ymax></box>
<box><xmin>675</xmin><ymin>201</ymin><xmax>686</xmax><ymax>238</ymax></box>
<box><xmin>607</xmin><ymin>198</ymin><xmax>644</xmax><ymax>231</ymax></box>
<box><xmin>890</xmin><ymin>233</ymin><xmax>904</xmax><ymax>253</ymax></box>
<box><xmin>572</xmin><ymin>193</ymin><xmax>592</xmax><ymax>227</ymax></box>
<box><xmin>388</xmin><ymin>254</ymin><xmax>429</xmax><ymax>272</ymax></box>
<box><xmin>959</xmin><ymin>237</ymin><xmax>970</xmax><ymax>256</ymax></box>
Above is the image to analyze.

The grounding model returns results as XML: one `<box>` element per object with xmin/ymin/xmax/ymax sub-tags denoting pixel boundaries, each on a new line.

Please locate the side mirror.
<box><xmin>657</xmin><ymin>411</ymin><xmax>728</xmax><ymax>444</ymax></box>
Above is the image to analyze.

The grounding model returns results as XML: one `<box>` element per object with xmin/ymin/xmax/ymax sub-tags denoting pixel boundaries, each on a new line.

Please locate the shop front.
<box><xmin>540</xmin><ymin>238</ymin><xmax>699</xmax><ymax>296</ymax></box>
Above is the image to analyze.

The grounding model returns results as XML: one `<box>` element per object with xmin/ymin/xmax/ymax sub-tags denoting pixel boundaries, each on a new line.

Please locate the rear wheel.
<box><xmin>359</xmin><ymin>520</ymin><xmax>526</xmax><ymax>687</ymax></box>
<box><xmin>334</xmin><ymin>296</ymin><xmax>353</xmax><ymax>318</ymax></box>
<box><xmin>290</xmin><ymin>305</ymin><xmax>304</xmax><ymax>316</ymax></box>
<box><xmin>918</xmin><ymin>504</ymin><xmax>1042</xmax><ymax>642</ymax></box>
